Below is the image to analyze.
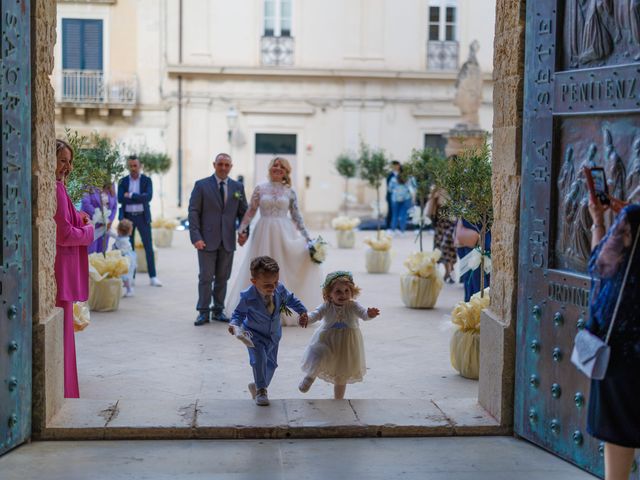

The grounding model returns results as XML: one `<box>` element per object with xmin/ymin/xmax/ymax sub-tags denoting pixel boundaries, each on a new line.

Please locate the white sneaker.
<box><xmin>124</xmin><ymin>288</ymin><xmax>135</xmax><ymax>297</ymax></box>
<box><xmin>150</xmin><ymin>277</ymin><xmax>163</xmax><ymax>287</ymax></box>
<box><xmin>255</xmin><ymin>388</ymin><xmax>270</xmax><ymax>406</ymax></box>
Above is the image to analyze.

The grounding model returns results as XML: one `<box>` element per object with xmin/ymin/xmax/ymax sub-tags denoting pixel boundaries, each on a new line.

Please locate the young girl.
<box><xmin>109</xmin><ymin>219</ymin><xmax>137</xmax><ymax>297</ymax></box>
<box><xmin>298</xmin><ymin>271</ymin><xmax>380</xmax><ymax>399</ymax></box>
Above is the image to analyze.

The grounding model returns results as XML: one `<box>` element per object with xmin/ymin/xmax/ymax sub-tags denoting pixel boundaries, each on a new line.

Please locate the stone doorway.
<box><xmin>25</xmin><ymin>0</ymin><xmax>521</xmax><ymax>453</ymax></box>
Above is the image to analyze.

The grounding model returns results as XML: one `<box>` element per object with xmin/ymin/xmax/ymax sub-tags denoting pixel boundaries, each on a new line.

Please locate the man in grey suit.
<box><xmin>189</xmin><ymin>153</ymin><xmax>249</xmax><ymax>326</ymax></box>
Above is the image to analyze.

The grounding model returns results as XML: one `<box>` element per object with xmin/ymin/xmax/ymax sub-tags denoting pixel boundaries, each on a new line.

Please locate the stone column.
<box><xmin>31</xmin><ymin>0</ymin><xmax>63</xmax><ymax>437</ymax></box>
<box><xmin>477</xmin><ymin>0</ymin><xmax>526</xmax><ymax>427</ymax></box>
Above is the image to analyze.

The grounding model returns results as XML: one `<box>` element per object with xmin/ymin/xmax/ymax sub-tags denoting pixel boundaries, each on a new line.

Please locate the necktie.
<box><xmin>266</xmin><ymin>296</ymin><xmax>275</xmax><ymax>314</ymax></box>
<box><xmin>219</xmin><ymin>181</ymin><xmax>225</xmax><ymax>207</ymax></box>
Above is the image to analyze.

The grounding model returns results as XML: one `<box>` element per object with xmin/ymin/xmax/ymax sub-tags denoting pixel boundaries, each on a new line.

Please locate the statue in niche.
<box><xmin>566</xmin><ymin>0</ymin><xmax>588</xmax><ymax>67</ymax></box>
<box><xmin>603</xmin><ymin>127</ymin><xmax>626</xmax><ymax>201</ymax></box>
<box><xmin>626</xmin><ymin>136</ymin><xmax>640</xmax><ymax>194</ymax></box>
<box><xmin>566</xmin><ymin>144</ymin><xmax>598</xmax><ymax>264</ymax></box>
<box><xmin>453</xmin><ymin>40</ymin><xmax>483</xmax><ymax>129</ymax></box>
<box><xmin>558</xmin><ymin>146</ymin><xmax>576</xmax><ymax>255</ymax></box>
<box><xmin>580</xmin><ymin>0</ymin><xmax>615</xmax><ymax>63</ymax></box>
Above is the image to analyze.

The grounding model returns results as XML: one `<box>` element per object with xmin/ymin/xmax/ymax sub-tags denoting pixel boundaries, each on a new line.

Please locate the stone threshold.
<box><xmin>41</xmin><ymin>397</ymin><xmax>508</xmax><ymax>440</ymax></box>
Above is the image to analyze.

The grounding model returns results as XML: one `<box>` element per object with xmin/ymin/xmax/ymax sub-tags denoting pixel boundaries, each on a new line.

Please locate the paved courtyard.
<box><xmin>77</xmin><ymin>228</ymin><xmax>476</xmax><ymax>403</ymax></box>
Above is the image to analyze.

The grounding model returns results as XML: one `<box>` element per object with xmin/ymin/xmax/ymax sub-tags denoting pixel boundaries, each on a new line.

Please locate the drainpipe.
<box><xmin>177</xmin><ymin>0</ymin><xmax>184</xmax><ymax>207</ymax></box>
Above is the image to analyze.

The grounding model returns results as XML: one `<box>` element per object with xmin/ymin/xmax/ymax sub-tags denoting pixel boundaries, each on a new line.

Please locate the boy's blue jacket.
<box><xmin>230</xmin><ymin>283</ymin><xmax>306</xmax><ymax>340</ymax></box>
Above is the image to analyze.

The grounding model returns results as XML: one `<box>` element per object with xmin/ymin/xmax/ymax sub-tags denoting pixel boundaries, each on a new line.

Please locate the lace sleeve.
<box><xmin>593</xmin><ymin>210</ymin><xmax>633</xmax><ymax>279</ymax></box>
<box><xmin>352</xmin><ymin>301</ymin><xmax>372</xmax><ymax>320</ymax></box>
<box><xmin>308</xmin><ymin>303</ymin><xmax>327</xmax><ymax>324</ymax></box>
<box><xmin>289</xmin><ymin>189</ymin><xmax>310</xmax><ymax>241</ymax></box>
<box><xmin>239</xmin><ymin>185</ymin><xmax>260</xmax><ymax>234</ymax></box>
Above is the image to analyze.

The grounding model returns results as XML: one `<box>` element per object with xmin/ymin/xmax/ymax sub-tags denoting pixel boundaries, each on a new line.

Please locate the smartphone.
<box><xmin>584</xmin><ymin>166</ymin><xmax>610</xmax><ymax>205</ymax></box>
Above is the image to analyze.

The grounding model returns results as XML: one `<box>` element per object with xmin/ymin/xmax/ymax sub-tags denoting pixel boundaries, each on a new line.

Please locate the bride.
<box><xmin>225</xmin><ymin>157</ymin><xmax>323</xmax><ymax>324</ymax></box>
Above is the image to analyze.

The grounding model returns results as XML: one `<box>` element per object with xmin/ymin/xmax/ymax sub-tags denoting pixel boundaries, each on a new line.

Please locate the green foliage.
<box><xmin>405</xmin><ymin>148</ymin><xmax>446</xmax><ymax>207</ymax></box>
<box><xmin>434</xmin><ymin>141</ymin><xmax>493</xmax><ymax>230</ymax></box>
<box><xmin>138</xmin><ymin>151</ymin><xmax>172</xmax><ymax>175</ymax></box>
<box><xmin>358</xmin><ymin>142</ymin><xmax>390</xmax><ymax>237</ymax></box>
<box><xmin>358</xmin><ymin>142</ymin><xmax>389</xmax><ymax>189</ymax></box>
<box><xmin>65</xmin><ymin>130</ymin><xmax>125</xmax><ymax>205</ymax></box>
<box><xmin>334</xmin><ymin>153</ymin><xmax>357</xmax><ymax>179</ymax></box>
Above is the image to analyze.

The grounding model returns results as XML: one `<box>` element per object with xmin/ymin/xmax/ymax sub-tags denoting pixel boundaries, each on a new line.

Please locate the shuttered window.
<box><xmin>62</xmin><ymin>19</ymin><xmax>103</xmax><ymax>71</ymax></box>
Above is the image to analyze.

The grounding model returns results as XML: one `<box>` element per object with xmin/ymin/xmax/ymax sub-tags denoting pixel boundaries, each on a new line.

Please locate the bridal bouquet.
<box><xmin>308</xmin><ymin>236</ymin><xmax>328</xmax><ymax>264</ymax></box>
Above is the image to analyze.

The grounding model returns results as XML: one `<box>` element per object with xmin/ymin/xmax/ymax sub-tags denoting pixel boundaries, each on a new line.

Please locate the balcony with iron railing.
<box><xmin>427</xmin><ymin>41</ymin><xmax>459</xmax><ymax>71</ymax></box>
<box><xmin>55</xmin><ymin>70</ymin><xmax>138</xmax><ymax>113</ymax></box>
<box><xmin>260</xmin><ymin>36</ymin><xmax>295</xmax><ymax>66</ymax></box>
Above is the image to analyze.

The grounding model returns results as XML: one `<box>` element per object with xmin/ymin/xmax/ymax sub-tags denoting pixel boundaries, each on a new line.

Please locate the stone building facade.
<box><xmin>53</xmin><ymin>0</ymin><xmax>496</xmax><ymax>224</ymax></box>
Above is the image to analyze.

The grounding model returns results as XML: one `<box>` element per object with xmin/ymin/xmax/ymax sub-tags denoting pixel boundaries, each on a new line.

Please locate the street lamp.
<box><xmin>226</xmin><ymin>106</ymin><xmax>238</xmax><ymax>144</ymax></box>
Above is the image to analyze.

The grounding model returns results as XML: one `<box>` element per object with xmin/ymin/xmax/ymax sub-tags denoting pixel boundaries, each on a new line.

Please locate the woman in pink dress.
<box><xmin>54</xmin><ymin>139</ymin><xmax>94</xmax><ymax>398</ymax></box>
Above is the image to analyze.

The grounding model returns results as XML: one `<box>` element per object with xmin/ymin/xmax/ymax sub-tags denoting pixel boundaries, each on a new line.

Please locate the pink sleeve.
<box><xmin>595</xmin><ymin>214</ymin><xmax>631</xmax><ymax>279</ymax></box>
<box><xmin>55</xmin><ymin>183</ymin><xmax>95</xmax><ymax>247</ymax></box>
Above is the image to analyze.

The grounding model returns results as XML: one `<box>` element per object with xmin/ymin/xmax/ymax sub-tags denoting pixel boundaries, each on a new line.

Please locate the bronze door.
<box><xmin>0</xmin><ymin>0</ymin><xmax>33</xmax><ymax>456</ymax></box>
<box><xmin>516</xmin><ymin>0</ymin><xmax>640</xmax><ymax>477</ymax></box>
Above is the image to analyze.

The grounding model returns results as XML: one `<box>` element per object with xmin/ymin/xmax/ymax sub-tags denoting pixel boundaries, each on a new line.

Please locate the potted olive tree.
<box><xmin>435</xmin><ymin>141</ymin><xmax>492</xmax><ymax>379</ymax></box>
<box><xmin>332</xmin><ymin>152</ymin><xmax>360</xmax><ymax>248</ymax></box>
<box><xmin>139</xmin><ymin>151</ymin><xmax>177</xmax><ymax>248</ymax></box>
<box><xmin>358</xmin><ymin>142</ymin><xmax>392</xmax><ymax>273</ymax></box>
<box><xmin>399</xmin><ymin>149</ymin><xmax>446</xmax><ymax>308</ymax></box>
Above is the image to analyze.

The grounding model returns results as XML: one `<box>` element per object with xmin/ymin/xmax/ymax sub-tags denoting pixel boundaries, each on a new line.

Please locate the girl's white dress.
<box><xmin>301</xmin><ymin>301</ymin><xmax>373</xmax><ymax>385</ymax></box>
<box><xmin>225</xmin><ymin>181</ymin><xmax>323</xmax><ymax>323</ymax></box>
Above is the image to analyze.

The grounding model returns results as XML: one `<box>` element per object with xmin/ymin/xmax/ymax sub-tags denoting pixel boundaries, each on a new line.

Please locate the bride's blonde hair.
<box><xmin>268</xmin><ymin>157</ymin><xmax>292</xmax><ymax>187</ymax></box>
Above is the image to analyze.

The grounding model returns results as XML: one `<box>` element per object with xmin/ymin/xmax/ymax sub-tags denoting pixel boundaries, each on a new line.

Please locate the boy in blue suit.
<box><xmin>229</xmin><ymin>256</ymin><xmax>308</xmax><ymax>406</ymax></box>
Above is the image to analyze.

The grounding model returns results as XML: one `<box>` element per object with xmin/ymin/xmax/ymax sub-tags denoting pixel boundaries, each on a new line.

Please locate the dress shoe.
<box><xmin>194</xmin><ymin>313</ymin><xmax>209</xmax><ymax>326</ymax></box>
<box><xmin>212</xmin><ymin>311</ymin><xmax>230</xmax><ymax>323</ymax></box>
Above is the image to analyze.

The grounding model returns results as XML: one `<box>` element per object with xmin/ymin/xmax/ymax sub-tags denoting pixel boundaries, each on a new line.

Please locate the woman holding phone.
<box><xmin>585</xmin><ymin>168</ymin><xmax>639</xmax><ymax>480</ymax></box>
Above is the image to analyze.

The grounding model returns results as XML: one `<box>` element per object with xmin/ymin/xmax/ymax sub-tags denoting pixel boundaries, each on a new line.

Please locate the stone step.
<box><xmin>41</xmin><ymin>397</ymin><xmax>506</xmax><ymax>440</ymax></box>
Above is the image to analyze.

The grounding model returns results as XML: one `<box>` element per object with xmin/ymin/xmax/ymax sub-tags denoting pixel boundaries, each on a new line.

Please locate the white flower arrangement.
<box><xmin>308</xmin><ymin>236</ymin><xmax>328</xmax><ymax>264</ymax></box>
<box><xmin>450</xmin><ymin>288</ymin><xmax>490</xmax><ymax>333</ymax></box>
<box><xmin>151</xmin><ymin>218</ymin><xmax>180</xmax><ymax>229</ymax></box>
<box><xmin>363</xmin><ymin>234</ymin><xmax>392</xmax><ymax>251</ymax></box>
<box><xmin>331</xmin><ymin>216</ymin><xmax>361</xmax><ymax>231</ymax></box>
<box><xmin>403</xmin><ymin>250</ymin><xmax>442</xmax><ymax>279</ymax></box>
<box><xmin>91</xmin><ymin>207</ymin><xmax>112</xmax><ymax>226</ymax></box>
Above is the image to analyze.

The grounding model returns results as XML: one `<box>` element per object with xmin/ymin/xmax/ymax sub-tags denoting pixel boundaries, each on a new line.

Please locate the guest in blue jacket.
<box><xmin>229</xmin><ymin>256</ymin><xmax>308</xmax><ymax>406</ymax></box>
<box><xmin>117</xmin><ymin>155</ymin><xmax>162</xmax><ymax>287</ymax></box>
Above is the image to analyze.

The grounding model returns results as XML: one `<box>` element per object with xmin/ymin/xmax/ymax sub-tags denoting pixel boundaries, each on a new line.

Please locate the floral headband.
<box><xmin>322</xmin><ymin>270</ymin><xmax>353</xmax><ymax>289</ymax></box>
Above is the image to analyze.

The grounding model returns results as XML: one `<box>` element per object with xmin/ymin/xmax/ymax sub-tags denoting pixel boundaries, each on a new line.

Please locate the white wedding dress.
<box><xmin>225</xmin><ymin>181</ymin><xmax>323</xmax><ymax>325</ymax></box>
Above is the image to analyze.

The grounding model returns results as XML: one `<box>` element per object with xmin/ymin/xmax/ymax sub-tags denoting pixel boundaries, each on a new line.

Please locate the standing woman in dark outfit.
<box><xmin>586</xmin><ymin>191</ymin><xmax>640</xmax><ymax>480</ymax></box>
